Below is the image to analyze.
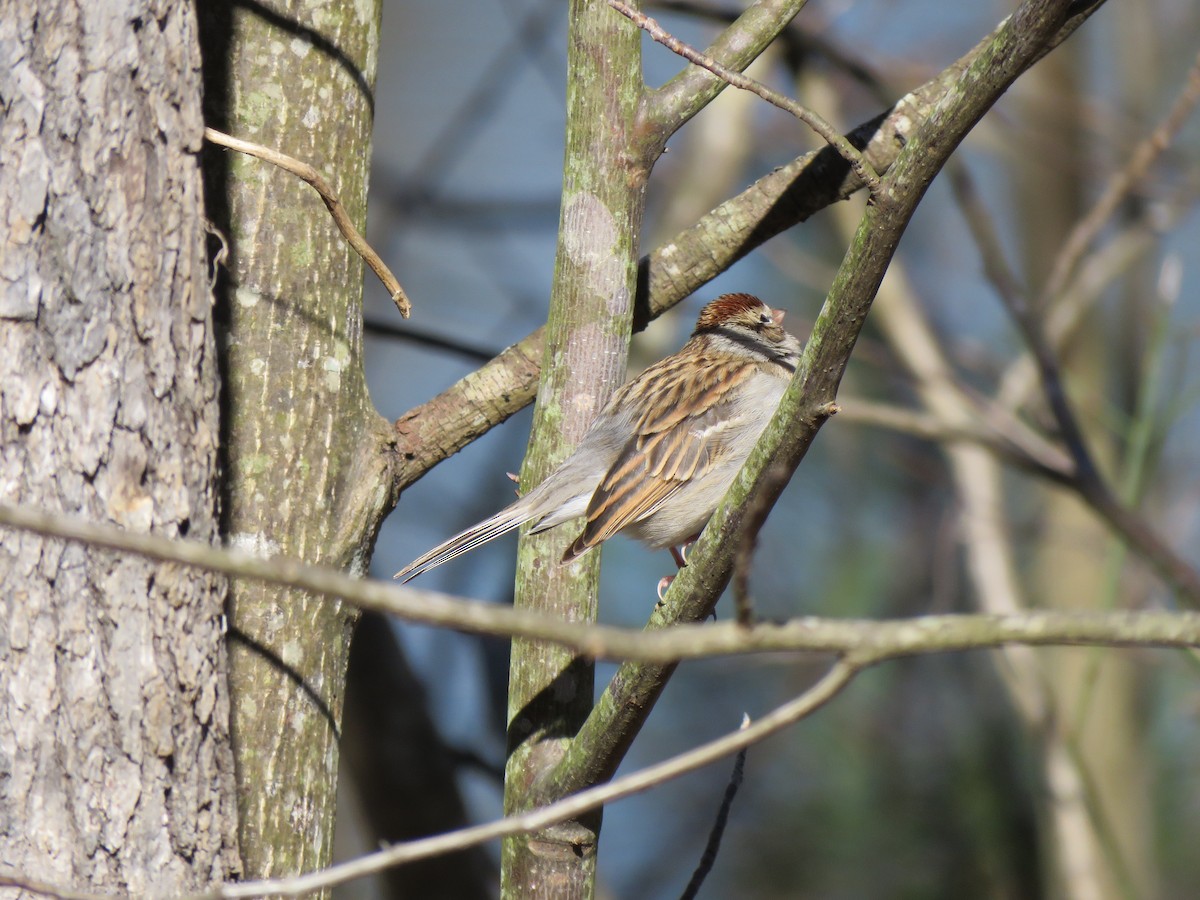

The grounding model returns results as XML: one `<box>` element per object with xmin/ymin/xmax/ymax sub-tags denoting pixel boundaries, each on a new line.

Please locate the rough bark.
<box><xmin>0</xmin><ymin>0</ymin><xmax>240</xmax><ymax>892</ymax></box>
<box><xmin>197</xmin><ymin>0</ymin><xmax>393</xmax><ymax>883</ymax></box>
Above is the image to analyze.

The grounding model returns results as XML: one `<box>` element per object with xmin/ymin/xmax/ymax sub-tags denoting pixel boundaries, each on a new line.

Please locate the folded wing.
<box><xmin>562</xmin><ymin>354</ymin><xmax>756</xmax><ymax>561</ymax></box>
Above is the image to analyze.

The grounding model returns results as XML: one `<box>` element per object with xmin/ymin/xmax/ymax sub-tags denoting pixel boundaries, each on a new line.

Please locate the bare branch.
<box><xmin>997</xmin><ymin>48</ymin><xmax>1200</xmax><ymax>408</ymax></box>
<box><xmin>0</xmin><ymin>662</ymin><xmax>851</xmax><ymax>900</ymax></box>
<box><xmin>542</xmin><ymin>0</ymin><xmax>1091</xmax><ymax>805</ymax></box>
<box><xmin>203</xmin><ymin>127</ymin><xmax>411</xmax><ymax>317</ymax></box>
<box><xmin>1</xmin><ymin>502</ymin><xmax>1196</xmax><ymax>663</ymax></box>
<box><xmin>1040</xmin><ymin>48</ymin><xmax>1200</xmax><ymax>309</ymax></box>
<box><xmin>950</xmin><ymin>164</ymin><xmax>1200</xmax><ymax>605</ymax></box>
<box><xmin>838</xmin><ymin>397</ymin><xmax>1074</xmax><ymax>481</ymax></box>
<box><xmin>997</xmin><ymin>227</ymin><xmax>1156</xmax><ymax>409</ymax></box>
<box><xmin>948</xmin><ymin>165</ymin><xmax>1099</xmax><ymax>482</ymax></box>
<box><xmin>680</xmin><ymin>734</ymin><xmax>747</xmax><ymax>900</ymax></box>
<box><xmin>610</xmin><ymin>0</ymin><xmax>880</xmax><ymax>193</ymax></box>
<box><xmin>209</xmin><ymin>661</ymin><xmax>857</xmax><ymax>898</ymax></box>
<box><xmin>639</xmin><ymin>0</ymin><xmax>811</xmax><ymax>136</ymax></box>
<box><xmin>390</xmin><ymin>2</ymin><xmax>1108</xmax><ymax>495</ymax></box>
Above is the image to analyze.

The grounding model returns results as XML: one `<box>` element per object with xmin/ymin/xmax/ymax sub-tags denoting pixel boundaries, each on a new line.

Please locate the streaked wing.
<box><xmin>564</xmin><ymin>355</ymin><xmax>755</xmax><ymax>559</ymax></box>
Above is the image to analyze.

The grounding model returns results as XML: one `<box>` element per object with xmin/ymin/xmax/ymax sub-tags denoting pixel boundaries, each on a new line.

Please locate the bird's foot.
<box><xmin>657</xmin><ymin>575</ymin><xmax>675</xmax><ymax>601</ymax></box>
<box><xmin>669</xmin><ymin>535</ymin><xmax>702</xmax><ymax>568</ymax></box>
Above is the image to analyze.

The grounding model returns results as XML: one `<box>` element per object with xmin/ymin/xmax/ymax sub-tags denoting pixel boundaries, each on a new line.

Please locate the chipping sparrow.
<box><xmin>395</xmin><ymin>293</ymin><xmax>802</xmax><ymax>582</ymax></box>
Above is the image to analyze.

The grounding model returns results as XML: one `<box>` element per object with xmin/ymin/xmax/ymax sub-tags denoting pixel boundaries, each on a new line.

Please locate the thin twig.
<box><xmin>1</xmin><ymin>502</ymin><xmax>1197</xmax><ymax>663</ymax></box>
<box><xmin>644</xmin><ymin>0</ymin><xmax>811</xmax><ymax>137</ymax></box>
<box><xmin>997</xmin><ymin>227</ymin><xmax>1155</xmax><ymax>410</ymax></box>
<box><xmin>730</xmin><ymin>520</ymin><xmax>758</xmax><ymax>626</ymax></box>
<box><xmin>680</xmin><ymin>725</ymin><xmax>748</xmax><ymax>900</ymax></box>
<box><xmin>392</xmin><ymin>4</ymin><xmax>1109</xmax><ymax>496</ymax></box>
<box><xmin>949</xmin><ymin>163</ymin><xmax>1101</xmax><ymax>483</ymax></box>
<box><xmin>0</xmin><ymin>662</ymin><xmax>858</xmax><ymax>900</ymax></box>
<box><xmin>0</xmin><ymin>873</ymin><xmax>112</xmax><ymax>900</ymax></box>
<box><xmin>950</xmin><ymin>163</ymin><xmax>1200</xmax><ymax>605</ymax></box>
<box><xmin>201</xmin><ymin>661</ymin><xmax>855</xmax><ymax>898</ymax></box>
<box><xmin>1040</xmin><ymin>47</ymin><xmax>1200</xmax><ymax>307</ymax></box>
<box><xmin>839</xmin><ymin>397</ymin><xmax>1074</xmax><ymax>481</ymax></box>
<box><xmin>607</xmin><ymin>0</ymin><xmax>881</xmax><ymax>194</ymax></box>
<box><xmin>362</xmin><ymin>316</ymin><xmax>498</xmax><ymax>362</ymax></box>
<box><xmin>203</xmin><ymin>127</ymin><xmax>411</xmax><ymax>317</ymax></box>
<box><xmin>730</xmin><ymin>460</ymin><xmax>794</xmax><ymax>626</ymax></box>
<box><xmin>998</xmin><ymin>48</ymin><xmax>1200</xmax><ymax>408</ymax></box>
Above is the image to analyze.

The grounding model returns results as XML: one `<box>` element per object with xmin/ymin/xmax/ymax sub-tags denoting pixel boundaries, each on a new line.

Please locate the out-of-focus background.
<box><xmin>336</xmin><ymin>1</ymin><xmax>1200</xmax><ymax>897</ymax></box>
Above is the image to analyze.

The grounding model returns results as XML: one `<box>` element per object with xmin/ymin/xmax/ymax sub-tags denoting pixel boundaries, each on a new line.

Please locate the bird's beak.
<box><xmin>771</xmin><ymin>308</ymin><xmax>786</xmax><ymax>326</ymax></box>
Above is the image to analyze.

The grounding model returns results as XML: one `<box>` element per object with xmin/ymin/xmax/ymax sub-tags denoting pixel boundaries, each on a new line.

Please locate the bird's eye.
<box><xmin>759</xmin><ymin>312</ymin><xmax>772</xmax><ymax>325</ymax></box>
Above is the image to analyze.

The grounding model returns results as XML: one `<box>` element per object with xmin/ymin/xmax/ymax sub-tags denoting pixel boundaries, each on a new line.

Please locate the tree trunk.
<box><xmin>197</xmin><ymin>0</ymin><xmax>393</xmax><ymax>883</ymax></box>
<box><xmin>0</xmin><ymin>0</ymin><xmax>240</xmax><ymax>892</ymax></box>
<box><xmin>500</xmin><ymin>1</ymin><xmax>645</xmax><ymax>896</ymax></box>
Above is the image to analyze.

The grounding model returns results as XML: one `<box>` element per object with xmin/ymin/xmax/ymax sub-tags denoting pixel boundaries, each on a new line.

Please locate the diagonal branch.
<box><xmin>613</xmin><ymin>0</ymin><xmax>880</xmax><ymax>191</ymax></box>
<box><xmin>1040</xmin><ymin>47</ymin><xmax>1200</xmax><ymax>309</ymax></box>
<box><xmin>996</xmin><ymin>47</ymin><xmax>1200</xmax><ymax>409</ymax></box>
<box><xmin>203</xmin><ymin>127</ymin><xmax>411</xmax><ymax>316</ymax></box>
<box><xmin>390</xmin><ymin>0</ymin><xmax>1108</xmax><ymax>496</ymax></box>
<box><xmin>540</xmin><ymin>0</ymin><xmax>1086</xmax><ymax>807</ymax></box>
<box><xmin>0</xmin><ymin>661</ymin><xmax>859</xmax><ymax>900</ymax></box>
<box><xmin>947</xmin><ymin>164</ymin><xmax>1102</xmax><ymax>484</ymax></box>
<box><xmin>640</xmin><ymin>0</ymin><xmax>811</xmax><ymax>138</ymax></box>
<box><xmin>950</xmin><ymin>165</ymin><xmax>1200</xmax><ymax>605</ymax></box>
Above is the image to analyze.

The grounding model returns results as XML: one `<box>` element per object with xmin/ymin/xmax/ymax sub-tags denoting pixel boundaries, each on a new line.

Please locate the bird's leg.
<box><xmin>681</xmin><ymin>536</ymin><xmax>699</xmax><ymax>562</ymax></box>
<box><xmin>671</xmin><ymin>533</ymin><xmax>702</xmax><ymax>567</ymax></box>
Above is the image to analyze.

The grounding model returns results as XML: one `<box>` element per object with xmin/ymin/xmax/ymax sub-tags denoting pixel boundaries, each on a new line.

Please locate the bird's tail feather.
<box><xmin>394</xmin><ymin>504</ymin><xmax>533</xmax><ymax>582</ymax></box>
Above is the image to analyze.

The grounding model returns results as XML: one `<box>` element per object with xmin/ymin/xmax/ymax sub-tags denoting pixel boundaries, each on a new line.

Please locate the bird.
<box><xmin>394</xmin><ymin>293</ymin><xmax>802</xmax><ymax>584</ymax></box>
